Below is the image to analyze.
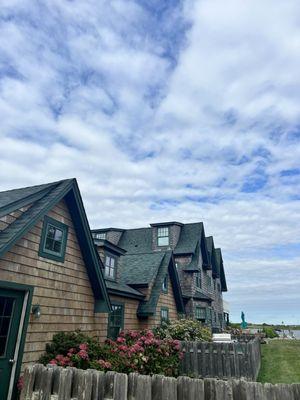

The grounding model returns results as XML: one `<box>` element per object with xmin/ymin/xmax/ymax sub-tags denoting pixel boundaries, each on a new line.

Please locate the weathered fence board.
<box><xmin>21</xmin><ymin>364</ymin><xmax>300</xmax><ymax>400</ymax></box>
<box><xmin>180</xmin><ymin>337</ymin><xmax>261</xmax><ymax>381</ymax></box>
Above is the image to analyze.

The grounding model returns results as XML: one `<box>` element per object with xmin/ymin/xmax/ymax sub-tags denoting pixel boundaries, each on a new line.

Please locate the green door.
<box><xmin>0</xmin><ymin>288</ymin><xmax>24</xmax><ymax>400</ymax></box>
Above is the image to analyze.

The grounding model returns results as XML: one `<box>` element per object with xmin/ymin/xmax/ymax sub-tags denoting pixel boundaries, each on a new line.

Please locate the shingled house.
<box><xmin>0</xmin><ymin>179</ymin><xmax>110</xmax><ymax>400</ymax></box>
<box><xmin>92</xmin><ymin>222</ymin><xmax>228</xmax><ymax>334</ymax></box>
<box><xmin>93</xmin><ymin>231</ymin><xmax>185</xmax><ymax>339</ymax></box>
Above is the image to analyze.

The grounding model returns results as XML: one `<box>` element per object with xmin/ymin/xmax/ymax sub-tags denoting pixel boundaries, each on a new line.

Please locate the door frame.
<box><xmin>0</xmin><ymin>280</ymin><xmax>34</xmax><ymax>400</ymax></box>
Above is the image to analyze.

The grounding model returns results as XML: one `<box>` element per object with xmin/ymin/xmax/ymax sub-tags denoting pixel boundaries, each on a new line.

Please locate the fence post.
<box><xmin>177</xmin><ymin>376</ymin><xmax>204</xmax><ymax>400</ymax></box>
<box><xmin>128</xmin><ymin>373</ymin><xmax>151</xmax><ymax>400</ymax></box>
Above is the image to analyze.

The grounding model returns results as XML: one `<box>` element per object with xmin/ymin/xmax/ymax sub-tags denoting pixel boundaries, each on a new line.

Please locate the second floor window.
<box><xmin>195</xmin><ymin>272</ymin><xmax>201</xmax><ymax>288</ymax></box>
<box><xmin>157</xmin><ymin>227</ymin><xmax>169</xmax><ymax>246</ymax></box>
<box><xmin>105</xmin><ymin>255</ymin><xmax>116</xmax><ymax>279</ymax></box>
<box><xmin>195</xmin><ymin>306</ymin><xmax>206</xmax><ymax>320</ymax></box>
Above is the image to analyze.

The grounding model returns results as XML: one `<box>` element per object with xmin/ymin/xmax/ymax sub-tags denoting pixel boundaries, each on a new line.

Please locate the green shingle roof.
<box><xmin>119</xmin><ymin>252</ymin><xmax>165</xmax><ymax>286</ymax></box>
<box><xmin>206</xmin><ymin>236</ymin><xmax>219</xmax><ymax>278</ymax></box>
<box><xmin>173</xmin><ymin>223</ymin><xmax>203</xmax><ymax>254</ymax></box>
<box><xmin>118</xmin><ymin>228</ymin><xmax>152</xmax><ymax>254</ymax></box>
<box><xmin>215</xmin><ymin>248</ymin><xmax>228</xmax><ymax>292</ymax></box>
<box><xmin>0</xmin><ymin>179</ymin><xmax>111</xmax><ymax>311</ymax></box>
<box><xmin>105</xmin><ymin>279</ymin><xmax>144</xmax><ymax>299</ymax></box>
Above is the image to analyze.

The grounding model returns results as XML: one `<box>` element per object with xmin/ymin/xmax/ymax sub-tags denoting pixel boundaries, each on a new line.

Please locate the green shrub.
<box><xmin>153</xmin><ymin>319</ymin><xmax>212</xmax><ymax>342</ymax></box>
<box><xmin>38</xmin><ymin>331</ymin><xmax>103</xmax><ymax>368</ymax></box>
<box><xmin>262</xmin><ymin>326</ymin><xmax>279</xmax><ymax>339</ymax></box>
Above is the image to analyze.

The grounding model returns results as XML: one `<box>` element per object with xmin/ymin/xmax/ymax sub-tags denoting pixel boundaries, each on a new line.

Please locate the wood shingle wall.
<box><xmin>0</xmin><ymin>199</ymin><xmax>107</xmax><ymax>370</ymax></box>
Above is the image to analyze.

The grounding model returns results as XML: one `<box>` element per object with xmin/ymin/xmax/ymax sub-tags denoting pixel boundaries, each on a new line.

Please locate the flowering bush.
<box><xmin>38</xmin><ymin>331</ymin><xmax>103</xmax><ymax>369</ymax></box>
<box><xmin>39</xmin><ymin>330</ymin><xmax>183</xmax><ymax>377</ymax></box>
<box><xmin>153</xmin><ymin>319</ymin><xmax>212</xmax><ymax>342</ymax></box>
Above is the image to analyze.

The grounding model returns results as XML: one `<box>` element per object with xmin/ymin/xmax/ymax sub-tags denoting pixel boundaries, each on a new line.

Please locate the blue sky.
<box><xmin>1</xmin><ymin>0</ymin><xmax>300</xmax><ymax>324</ymax></box>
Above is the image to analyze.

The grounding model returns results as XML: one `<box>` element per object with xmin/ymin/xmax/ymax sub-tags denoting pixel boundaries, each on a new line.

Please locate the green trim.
<box><xmin>107</xmin><ymin>288</ymin><xmax>144</xmax><ymax>300</ymax></box>
<box><xmin>38</xmin><ymin>216</ymin><xmax>68</xmax><ymax>262</ymax></box>
<box><xmin>0</xmin><ymin>280</ymin><xmax>34</xmax><ymax>400</ymax></box>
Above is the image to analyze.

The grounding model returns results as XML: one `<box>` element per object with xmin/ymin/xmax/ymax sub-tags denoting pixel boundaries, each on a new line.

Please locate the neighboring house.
<box><xmin>93</xmin><ymin>230</ymin><xmax>185</xmax><ymax>339</ymax></box>
<box><xmin>92</xmin><ymin>221</ymin><xmax>228</xmax><ymax>333</ymax></box>
<box><xmin>0</xmin><ymin>179</ymin><xmax>110</xmax><ymax>400</ymax></box>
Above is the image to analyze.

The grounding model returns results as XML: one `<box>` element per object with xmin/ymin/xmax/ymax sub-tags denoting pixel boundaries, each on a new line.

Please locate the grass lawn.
<box><xmin>258</xmin><ymin>340</ymin><xmax>300</xmax><ymax>384</ymax></box>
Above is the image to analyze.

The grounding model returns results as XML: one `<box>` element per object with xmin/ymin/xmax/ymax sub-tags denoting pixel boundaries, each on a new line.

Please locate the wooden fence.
<box><xmin>180</xmin><ymin>337</ymin><xmax>261</xmax><ymax>380</ymax></box>
<box><xmin>20</xmin><ymin>364</ymin><xmax>300</xmax><ymax>400</ymax></box>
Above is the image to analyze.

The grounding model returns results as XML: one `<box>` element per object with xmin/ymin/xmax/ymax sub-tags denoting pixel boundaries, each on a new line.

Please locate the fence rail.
<box><xmin>180</xmin><ymin>337</ymin><xmax>261</xmax><ymax>380</ymax></box>
<box><xmin>21</xmin><ymin>364</ymin><xmax>300</xmax><ymax>400</ymax></box>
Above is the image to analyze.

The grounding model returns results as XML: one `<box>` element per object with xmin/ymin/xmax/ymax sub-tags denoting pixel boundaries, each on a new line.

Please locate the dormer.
<box><xmin>91</xmin><ymin>228</ymin><xmax>124</xmax><ymax>245</ymax></box>
<box><xmin>93</xmin><ymin>238</ymin><xmax>126</xmax><ymax>281</ymax></box>
<box><xmin>150</xmin><ymin>222</ymin><xmax>183</xmax><ymax>251</ymax></box>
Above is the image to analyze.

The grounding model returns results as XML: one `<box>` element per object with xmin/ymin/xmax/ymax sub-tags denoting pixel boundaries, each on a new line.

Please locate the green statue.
<box><xmin>241</xmin><ymin>311</ymin><xmax>248</xmax><ymax>329</ymax></box>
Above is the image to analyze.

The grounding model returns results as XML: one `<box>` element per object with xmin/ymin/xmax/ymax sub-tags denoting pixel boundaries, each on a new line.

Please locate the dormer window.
<box><xmin>195</xmin><ymin>272</ymin><xmax>201</xmax><ymax>288</ymax></box>
<box><xmin>157</xmin><ymin>227</ymin><xmax>169</xmax><ymax>246</ymax></box>
<box><xmin>94</xmin><ymin>232</ymin><xmax>106</xmax><ymax>240</ymax></box>
<box><xmin>105</xmin><ymin>255</ymin><xmax>116</xmax><ymax>279</ymax></box>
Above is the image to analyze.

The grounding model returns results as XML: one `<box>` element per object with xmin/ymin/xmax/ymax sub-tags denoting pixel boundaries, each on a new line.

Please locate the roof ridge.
<box><xmin>0</xmin><ymin>178</ymin><xmax>73</xmax><ymax>195</ymax></box>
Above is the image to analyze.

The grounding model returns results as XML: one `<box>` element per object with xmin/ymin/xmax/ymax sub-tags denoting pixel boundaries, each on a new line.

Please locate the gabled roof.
<box><xmin>0</xmin><ymin>179</ymin><xmax>110</xmax><ymax>312</ymax></box>
<box><xmin>119</xmin><ymin>252</ymin><xmax>166</xmax><ymax>286</ymax></box>
<box><xmin>215</xmin><ymin>248</ymin><xmax>228</xmax><ymax>292</ymax></box>
<box><xmin>206</xmin><ymin>236</ymin><xmax>219</xmax><ymax>278</ymax></box>
<box><xmin>136</xmin><ymin>251</ymin><xmax>185</xmax><ymax>316</ymax></box>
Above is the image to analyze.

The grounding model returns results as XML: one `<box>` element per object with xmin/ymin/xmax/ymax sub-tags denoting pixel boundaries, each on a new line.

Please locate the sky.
<box><xmin>0</xmin><ymin>0</ymin><xmax>299</xmax><ymax>324</ymax></box>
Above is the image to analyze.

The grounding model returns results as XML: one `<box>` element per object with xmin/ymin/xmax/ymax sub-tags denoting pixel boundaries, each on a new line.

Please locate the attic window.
<box><xmin>157</xmin><ymin>227</ymin><xmax>169</xmax><ymax>246</ymax></box>
<box><xmin>94</xmin><ymin>233</ymin><xmax>106</xmax><ymax>240</ymax></box>
<box><xmin>39</xmin><ymin>216</ymin><xmax>68</xmax><ymax>262</ymax></box>
<box><xmin>160</xmin><ymin>307</ymin><xmax>169</xmax><ymax>323</ymax></box>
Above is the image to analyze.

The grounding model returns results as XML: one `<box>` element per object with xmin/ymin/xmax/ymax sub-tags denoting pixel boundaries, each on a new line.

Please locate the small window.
<box><xmin>162</xmin><ymin>275</ymin><xmax>168</xmax><ymax>293</ymax></box>
<box><xmin>206</xmin><ymin>274</ymin><xmax>212</xmax><ymax>288</ymax></box>
<box><xmin>105</xmin><ymin>255</ymin><xmax>116</xmax><ymax>279</ymax></box>
<box><xmin>161</xmin><ymin>307</ymin><xmax>169</xmax><ymax>323</ymax></box>
<box><xmin>157</xmin><ymin>227</ymin><xmax>169</xmax><ymax>246</ymax></box>
<box><xmin>107</xmin><ymin>303</ymin><xmax>124</xmax><ymax>340</ymax></box>
<box><xmin>195</xmin><ymin>272</ymin><xmax>201</xmax><ymax>288</ymax></box>
<box><xmin>39</xmin><ymin>216</ymin><xmax>68</xmax><ymax>262</ymax></box>
<box><xmin>94</xmin><ymin>232</ymin><xmax>106</xmax><ymax>240</ymax></box>
<box><xmin>195</xmin><ymin>306</ymin><xmax>206</xmax><ymax>320</ymax></box>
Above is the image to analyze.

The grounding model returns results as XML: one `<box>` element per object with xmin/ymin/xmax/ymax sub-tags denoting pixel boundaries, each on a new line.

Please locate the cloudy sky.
<box><xmin>1</xmin><ymin>0</ymin><xmax>300</xmax><ymax>324</ymax></box>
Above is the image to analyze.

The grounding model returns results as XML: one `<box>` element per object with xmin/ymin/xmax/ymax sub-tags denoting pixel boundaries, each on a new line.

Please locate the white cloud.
<box><xmin>0</xmin><ymin>0</ymin><xmax>299</xmax><ymax>323</ymax></box>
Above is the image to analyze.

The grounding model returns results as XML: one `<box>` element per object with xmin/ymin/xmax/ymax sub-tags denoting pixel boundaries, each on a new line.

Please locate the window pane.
<box><xmin>53</xmin><ymin>240</ymin><xmax>62</xmax><ymax>253</ymax></box>
<box><xmin>158</xmin><ymin>236</ymin><xmax>169</xmax><ymax>246</ymax></box>
<box><xmin>54</xmin><ymin>229</ymin><xmax>63</xmax><ymax>242</ymax></box>
<box><xmin>47</xmin><ymin>226</ymin><xmax>56</xmax><ymax>239</ymax></box>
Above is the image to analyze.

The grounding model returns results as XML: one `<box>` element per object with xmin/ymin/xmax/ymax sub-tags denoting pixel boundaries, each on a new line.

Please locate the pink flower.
<box><xmin>78</xmin><ymin>350</ymin><xmax>89</xmax><ymax>360</ymax></box>
<box><xmin>55</xmin><ymin>354</ymin><xmax>64</xmax><ymax>362</ymax></box>
<box><xmin>17</xmin><ymin>376</ymin><xmax>24</xmax><ymax>392</ymax></box>
<box><xmin>49</xmin><ymin>359</ymin><xmax>57</xmax><ymax>365</ymax></box>
<box><xmin>68</xmin><ymin>348</ymin><xmax>76</xmax><ymax>354</ymax></box>
<box><xmin>79</xmin><ymin>343</ymin><xmax>88</xmax><ymax>351</ymax></box>
<box><xmin>116</xmin><ymin>337</ymin><xmax>126</xmax><ymax>343</ymax></box>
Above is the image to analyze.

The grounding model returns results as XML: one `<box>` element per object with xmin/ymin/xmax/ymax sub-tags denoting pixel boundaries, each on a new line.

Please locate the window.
<box><xmin>39</xmin><ymin>216</ymin><xmax>68</xmax><ymax>262</ymax></box>
<box><xmin>105</xmin><ymin>255</ymin><xmax>116</xmax><ymax>279</ymax></box>
<box><xmin>162</xmin><ymin>275</ymin><xmax>168</xmax><ymax>293</ymax></box>
<box><xmin>195</xmin><ymin>306</ymin><xmax>206</xmax><ymax>320</ymax></box>
<box><xmin>206</xmin><ymin>274</ymin><xmax>212</xmax><ymax>288</ymax></box>
<box><xmin>93</xmin><ymin>232</ymin><xmax>106</xmax><ymax>240</ymax></box>
<box><xmin>157</xmin><ymin>227</ymin><xmax>169</xmax><ymax>246</ymax></box>
<box><xmin>107</xmin><ymin>303</ymin><xmax>124</xmax><ymax>340</ymax></box>
<box><xmin>160</xmin><ymin>307</ymin><xmax>169</xmax><ymax>323</ymax></box>
<box><xmin>206</xmin><ymin>308</ymin><xmax>212</xmax><ymax>323</ymax></box>
<box><xmin>195</xmin><ymin>272</ymin><xmax>201</xmax><ymax>288</ymax></box>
